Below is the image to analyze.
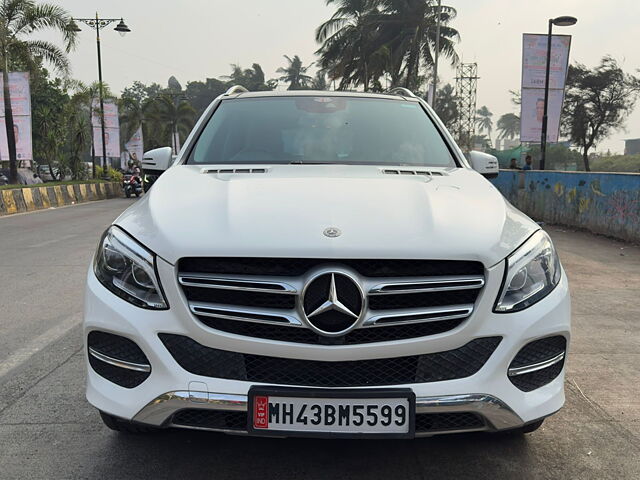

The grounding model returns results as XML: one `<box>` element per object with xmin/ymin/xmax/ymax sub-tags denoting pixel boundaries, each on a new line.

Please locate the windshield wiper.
<box><xmin>288</xmin><ymin>160</ymin><xmax>344</xmax><ymax>165</ymax></box>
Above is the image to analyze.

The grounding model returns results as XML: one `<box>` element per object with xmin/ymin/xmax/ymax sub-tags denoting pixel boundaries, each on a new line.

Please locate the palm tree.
<box><xmin>380</xmin><ymin>0</ymin><xmax>460</xmax><ymax>90</ymax></box>
<box><xmin>277</xmin><ymin>55</ymin><xmax>314</xmax><ymax>90</ymax></box>
<box><xmin>0</xmin><ymin>0</ymin><xmax>76</xmax><ymax>184</ymax></box>
<box><xmin>311</xmin><ymin>70</ymin><xmax>329</xmax><ymax>90</ymax></box>
<box><xmin>316</xmin><ymin>0</ymin><xmax>385</xmax><ymax>91</ymax></box>
<box><xmin>146</xmin><ymin>95</ymin><xmax>196</xmax><ymax>154</ymax></box>
<box><xmin>497</xmin><ymin>113</ymin><xmax>521</xmax><ymax>140</ymax></box>
<box><xmin>475</xmin><ymin>105</ymin><xmax>493</xmax><ymax>139</ymax></box>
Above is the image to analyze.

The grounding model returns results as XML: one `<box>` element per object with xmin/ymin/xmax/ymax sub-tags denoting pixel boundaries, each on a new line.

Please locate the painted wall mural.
<box><xmin>491</xmin><ymin>171</ymin><xmax>640</xmax><ymax>243</ymax></box>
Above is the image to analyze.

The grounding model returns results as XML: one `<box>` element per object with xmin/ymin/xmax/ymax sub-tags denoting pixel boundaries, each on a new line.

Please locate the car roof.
<box><xmin>223</xmin><ymin>89</ymin><xmax>421</xmax><ymax>102</ymax></box>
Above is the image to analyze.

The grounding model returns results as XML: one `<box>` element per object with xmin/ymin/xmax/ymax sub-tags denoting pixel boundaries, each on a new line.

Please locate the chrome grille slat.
<box><xmin>189</xmin><ymin>303</ymin><xmax>302</xmax><ymax>326</ymax></box>
<box><xmin>179</xmin><ymin>273</ymin><xmax>297</xmax><ymax>294</ymax></box>
<box><xmin>368</xmin><ymin>275</ymin><xmax>484</xmax><ymax>295</ymax></box>
<box><xmin>364</xmin><ymin>305</ymin><xmax>474</xmax><ymax>327</ymax></box>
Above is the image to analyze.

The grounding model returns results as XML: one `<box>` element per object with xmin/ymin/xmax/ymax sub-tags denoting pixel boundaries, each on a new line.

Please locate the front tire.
<box><xmin>99</xmin><ymin>410</ymin><xmax>157</xmax><ymax>434</ymax></box>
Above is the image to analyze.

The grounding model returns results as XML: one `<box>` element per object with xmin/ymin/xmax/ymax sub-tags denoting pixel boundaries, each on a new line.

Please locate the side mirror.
<box><xmin>141</xmin><ymin>147</ymin><xmax>173</xmax><ymax>174</ymax></box>
<box><xmin>468</xmin><ymin>151</ymin><xmax>499</xmax><ymax>179</ymax></box>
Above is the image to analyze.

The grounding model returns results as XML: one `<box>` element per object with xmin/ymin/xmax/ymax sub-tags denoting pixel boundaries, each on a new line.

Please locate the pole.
<box><xmin>540</xmin><ymin>19</ymin><xmax>553</xmax><ymax>171</ymax></box>
<box><xmin>432</xmin><ymin>0</ymin><xmax>441</xmax><ymax>109</ymax></box>
<box><xmin>95</xmin><ymin>13</ymin><xmax>108</xmax><ymax>177</ymax></box>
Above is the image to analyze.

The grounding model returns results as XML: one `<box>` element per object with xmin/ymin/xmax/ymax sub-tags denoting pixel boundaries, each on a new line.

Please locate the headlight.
<box><xmin>494</xmin><ymin>230</ymin><xmax>561</xmax><ymax>313</ymax></box>
<box><xmin>94</xmin><ymin>226</ymin><xmax>168</xmax><ymax>309</ymax></box>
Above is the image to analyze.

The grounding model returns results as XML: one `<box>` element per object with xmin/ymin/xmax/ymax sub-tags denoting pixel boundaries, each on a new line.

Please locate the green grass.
<box><xmin>0</xmin><ymin>179</ymin><xmax>113</xmax><ymax>190</ymax></box>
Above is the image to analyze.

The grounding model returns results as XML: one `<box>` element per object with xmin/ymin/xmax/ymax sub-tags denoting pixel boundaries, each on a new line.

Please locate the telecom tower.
<box><xmin>454</xmin><ymin>63</ymin><xmax>479</xmax><ymax>152</ymax></box>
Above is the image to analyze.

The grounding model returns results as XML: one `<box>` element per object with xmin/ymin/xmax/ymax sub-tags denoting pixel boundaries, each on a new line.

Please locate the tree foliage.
<box><xmin>496</xmin><ymin>113</ymin><xmax>520</xmax><ymax>140</ymax></box>
<box><xmin>277</xmin><ymin>55</ymin><xmax>314</xmax><ymax>90</ymax></box>
<box><xmin>316</xmin><ymin>0</ymin><xmax>459</xmax><ymax>92</ymax></box>
<box><xmin>0</xmin><ymin>0</ymin><xmax>76</xmax><ymax>183</ymax></box>
<box><xmin>562</xmin><ymin>56</ymin><xmax>640</xmax><ymax>171</ymax></box>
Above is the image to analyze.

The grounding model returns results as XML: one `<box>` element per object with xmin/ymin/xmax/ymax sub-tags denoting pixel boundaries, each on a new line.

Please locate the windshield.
<box><xmin>188</xmin><ymin>96</ymin><xmax>455</xmax><ymax>167</ymax></box>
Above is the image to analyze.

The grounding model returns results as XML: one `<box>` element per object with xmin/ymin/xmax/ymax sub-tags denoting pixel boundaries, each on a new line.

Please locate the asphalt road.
<box><xmin>0</xmin><ymin>199</ymin><xmax>638</xmax><ymax>479</ymax></box>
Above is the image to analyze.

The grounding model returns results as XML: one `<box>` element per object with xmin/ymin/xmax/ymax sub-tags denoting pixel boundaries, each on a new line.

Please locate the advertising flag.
<box><xmin>520</xmin><ymin>34</ymin><xmax>571</xmax><ymax>144</ymax></box>
<box><xmin>124</xmin><ymin>126</ymin><xmax>144</xmax><ymax>165</ymax></box>
<box><xmin>92</xmin><ymin>99</ymin><xmax>121</xmax><ymax>158</ymax></box>
<box><xmin>0</xmin><ymin>72</ymin><xmax>33</xmax><ymax>162</ymax></box>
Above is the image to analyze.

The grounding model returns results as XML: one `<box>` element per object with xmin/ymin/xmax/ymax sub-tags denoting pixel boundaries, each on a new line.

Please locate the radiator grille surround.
<box><xmin>178</xmin><ymin>257</ymin><xmax>485</xmax><ymax>345</ymax></box>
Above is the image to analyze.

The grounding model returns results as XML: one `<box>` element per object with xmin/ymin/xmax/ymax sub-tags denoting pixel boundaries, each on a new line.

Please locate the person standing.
<box><xmin>509</xmin><ymin>158</ymin><xmax>520</xmax><ymax>169</ymax></box>
<box><xmin>522</xmin><ymin>155</ymin><xmax>533</xmax><ymax>170</ymax></box>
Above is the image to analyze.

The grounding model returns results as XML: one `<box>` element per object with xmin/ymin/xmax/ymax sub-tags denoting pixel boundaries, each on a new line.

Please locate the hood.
<box><xmin>115</xmin><ymin>165</ymin><xmax>538</xmax><ymax>267</ymax></box>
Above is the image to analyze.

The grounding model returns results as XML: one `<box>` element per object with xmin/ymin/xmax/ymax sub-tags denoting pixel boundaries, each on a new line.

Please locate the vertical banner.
<box><xmin>0</xmin><ymin>72</ymin><xmax>33</xmax><ymax>163</ymax></box>
<box><xmin>520</xmin><ymin>34</ymin><xmax>571</xmax><ymax>143</ymax></box>
<box><xmin>124</xmin><ymin>126</ymin><xmax>144</xmax><ymax>165</ymax></box>
<box><xmin>91</xmin><ymin>99</ymin><xmax>121</xmax><ymax>159</ymax></box>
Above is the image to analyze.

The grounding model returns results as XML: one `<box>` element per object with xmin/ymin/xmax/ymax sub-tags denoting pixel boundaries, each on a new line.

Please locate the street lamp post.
<box><xmin>68</xmin><ymin>15</ymin><xmax>131</xmax><ymax>179</ymax></box>
<box><xmin>540</xmin><ymin>15</ymin><xmax>577</xmax><ymax>170</ymax></box>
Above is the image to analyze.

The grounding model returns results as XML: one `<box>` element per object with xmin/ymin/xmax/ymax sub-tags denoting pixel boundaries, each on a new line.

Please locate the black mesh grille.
<box><xmin>171</xmin><ymin>410</ymin><xmax>246</xmax><ymax>430</ymax></box>
<box><xmin>159</xmin><ymin>334</ymin><xmax>501</xmax><ymax>387</ymax></box>
<box><xmin>509</xmin><ymin>335</ymin><xmax>567</xmax><ymax>392</ymax></box>
<box><xmin>509</xmin><ymin>361</ymin><xmax>564</xmax><ymax>392</ymax></box>
<box><xmin>88</xmin><ymin>354</ymin><xmax>149</xmax><ymax>388</ymax></box>
<box><xmin>510</xmin><ymin>336</ymin><xmax>567</xmax><ymax>368</ymax></box>
<box><xmin>87</xmin><ymin>331</ymin><xmax>150</xmax><ymax>388</ymax></box>
<box><xmin>196</xmin><ymin>315</ymin><xmax>465</xmax><ymax>345</ymax></box>
<box><xmin>179</xmin><ymin>258</ymin><xmax>484</xmax><ymax>277</ymax></box>
<box><xmin>182</xmin><ymin>286</ymin><xmax>295</xmax><ymax>309</ymax></box>
<box><xmin>415</xmin><ymin>412</ymin><xmax>485</xmax><ymax>432</ymax></box>
<box><xmin>368</xmin><ymin>290</ymin><xmax>479</xmax><ymax>310</ymax></box>
<box><xmin>87</xmin><ymin>331</ymin><xmax>149</xmax><ymax>364</ymax></box>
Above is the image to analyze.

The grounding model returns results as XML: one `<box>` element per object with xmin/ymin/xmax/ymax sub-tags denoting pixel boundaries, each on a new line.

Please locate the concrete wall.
<box><xmin>0</xmin><ymin>182</ymin><xmax>122</xmax><ymax>216</ymax></box>
<box><xmin>491</xmin><ymin>170</ymin><xmax>640</xmax><ymax>243</ymax></box>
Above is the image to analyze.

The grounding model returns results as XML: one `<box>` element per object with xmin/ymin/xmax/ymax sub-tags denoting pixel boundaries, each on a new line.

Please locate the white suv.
<box><xmin>85</xmin><ymin>87</ymin><xmax>570</xmax><ymax>438</ymax></box>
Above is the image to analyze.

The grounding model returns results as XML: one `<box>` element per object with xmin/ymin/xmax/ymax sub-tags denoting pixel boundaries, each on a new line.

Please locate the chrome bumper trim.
<box><xmin>88</xmin><ymin>347</ymin><xmax>151</xmax><ymax>373</ymax></box>
<box><xmin>132</xmin><ymin>391</ymin><xmax>524</xmax><ymax>433</ymax></box>
<box><xmin>508</xmin><ymin>352</ymin><xmax>565</xmax><ymax>377</ymax></box>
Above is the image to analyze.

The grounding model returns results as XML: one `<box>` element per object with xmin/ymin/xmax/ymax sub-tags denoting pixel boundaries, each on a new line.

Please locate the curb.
<box><xmin>0</xmin><ymin>182</ymin><xmax>122</xmax><ymax>216</ymax></box>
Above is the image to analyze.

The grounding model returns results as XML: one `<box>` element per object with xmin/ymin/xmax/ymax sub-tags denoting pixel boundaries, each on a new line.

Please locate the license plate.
<box><xmin>248</xmin><ymin>387</ymin><xmax>415</xmax><ymax>438</ymax></box>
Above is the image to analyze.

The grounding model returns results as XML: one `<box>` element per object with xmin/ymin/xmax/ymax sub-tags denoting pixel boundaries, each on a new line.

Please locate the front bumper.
<box><xmin>84</xmin><ymin>257</ymin><xmax>571</xmax><ymax>437</ymax></box>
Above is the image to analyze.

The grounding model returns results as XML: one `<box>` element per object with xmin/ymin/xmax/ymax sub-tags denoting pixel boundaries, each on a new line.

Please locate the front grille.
<box><xmin>509</xmin><ymin>336</ymin><xmax>567</xmax><ymax>392</ymax></box>
<box><xmin>169</xmin><ymin>409</ymin><xmax>485</xmax><ymax>434</ymax></box>
<box><xmin>415</xmin><ymin>412</ymin><xmax>485</xmax><ymax>432</ymax></box>
<box><xmin>179</xmin><ymin>257</ymin><xmax>484</xmax><ymax>345</ymax></box>
<box><xmin>197</xmin><ymin>315</ymin><xmax>465</xmax><ymax>345</ymax></box>
<box><xmin>87</xmin><ymin>331</ymin><xmax>150</xmax><ymax>388</ymax></box>
<box><xmin>171</xmin><ymin>409</ymin><xmax>246</xmax><ymax>431</ymax></box>
<box><xmin>160</xmin><ymin>334</ymin><xmax>501</xmax><ymax>387</ymax></box>
<box><xmin>179</xmin><ymin>258</ymin><xmax>484</xmax><ymax>278</ymax></box>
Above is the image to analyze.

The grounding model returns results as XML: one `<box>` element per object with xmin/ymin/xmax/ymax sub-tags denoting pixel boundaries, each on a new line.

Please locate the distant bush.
<box><xmin>590</xmin><ymin>154</ymin><xmax>640</xmax><ymax>173</ymax></box>
<box><xmin>95</xmin><ymin>166</ymin><xmax>124</xmax><ymax>182</ymax></box>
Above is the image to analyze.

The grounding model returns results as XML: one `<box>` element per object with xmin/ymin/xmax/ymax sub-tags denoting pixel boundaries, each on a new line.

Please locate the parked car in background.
<box><xmin>0</xmin><ymin>171</ymin><xmax>8</xmax><ymax>186</ymax></box>
<box><xmin>1</xmin><ymin>168</ymin><xmax>44</xmax><ymax>185</ymax></box>
<box><xmin>36</xmin><ymin>164</ymin><xmax>60</xmax><ymax>182</ymax></box>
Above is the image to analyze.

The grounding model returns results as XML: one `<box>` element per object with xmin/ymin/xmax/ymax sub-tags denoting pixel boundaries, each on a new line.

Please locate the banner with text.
<box><xmin>520</xmin><ymin>34</ymin><xmax>571</xmax><ymax>143</ymax></box>
<box><xmin>91</xmin><ymin>99</ymin><xmax>121</xmax><ymax>158</ymax></box>
<box><xmin>0</xmin><ymin>72</ymin><xmax>32</xmax><ymax>162</ymax></box>
<box><xmin>124</xmin><ymin>126</ymin><xmax>144</xmax><ymax>165</ymax></box>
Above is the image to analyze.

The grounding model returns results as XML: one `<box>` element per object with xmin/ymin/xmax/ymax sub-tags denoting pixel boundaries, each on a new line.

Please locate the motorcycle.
<box><xmin>123</xmin><ymin>173</ymin><xmax>143</xmax><ymax>198</ymax></box>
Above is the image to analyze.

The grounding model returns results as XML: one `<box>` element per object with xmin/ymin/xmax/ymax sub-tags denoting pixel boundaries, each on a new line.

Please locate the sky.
<box><xmin>50</xmin><ymin>0</ymin><xmax>640</xmax><ymax>153</ymax></box>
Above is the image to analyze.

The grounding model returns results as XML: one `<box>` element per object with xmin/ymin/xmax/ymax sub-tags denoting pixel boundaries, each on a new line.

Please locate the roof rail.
<box><xmin>385</xmin><ymin>87</ymin><xmax>416</xmax><ymax>98</ymax></box>
<box><xmin>224</xmin><ymin>85</ymin><xmax>249</xmax><ymax>95</ymax></box>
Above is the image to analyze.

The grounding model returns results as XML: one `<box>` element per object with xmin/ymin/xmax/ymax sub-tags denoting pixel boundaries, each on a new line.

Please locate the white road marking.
<box><xmin>0</xmin><ymin>312</ymin><xmax>82</xmax><ymax>378</ymax></box>
<box><xmin>28</xmin><ymin>234</ymin><xmax>78</xmax><ymax>248</ymax></box>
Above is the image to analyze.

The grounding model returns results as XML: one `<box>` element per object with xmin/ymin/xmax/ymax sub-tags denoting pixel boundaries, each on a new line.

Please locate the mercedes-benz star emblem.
<box><xmin>302</xmin><ymin>272</ymin><xmax>363</xmax><ymax>335</ymax></box>
<box><xmin>323</xmin><ymin>227</ymin><xmax>341</xmax><ymax>238</ymax></box>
